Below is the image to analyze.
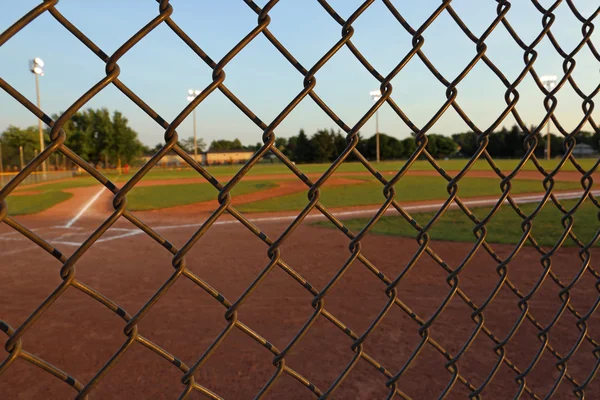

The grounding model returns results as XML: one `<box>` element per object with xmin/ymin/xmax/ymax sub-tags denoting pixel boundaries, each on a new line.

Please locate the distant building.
<box><xmin>140</xmin><ymin>149</ymin><xmax>254</xmax><ymax>167</ymax></box>
<box><xmin>572</xmin><ymin>143</ymin><xmax>597</xmax><ymax>158</ymax></box>
<box><xmin>200</xmin><ymin>149</ymin><xmax>254</xmax><ymax>165</ymax></box>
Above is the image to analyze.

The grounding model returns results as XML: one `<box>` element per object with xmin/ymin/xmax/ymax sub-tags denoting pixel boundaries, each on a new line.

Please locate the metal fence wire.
<box><xmin>1</xmin><ymin>0</ymin><xmax>600</xmax><ymax>398</ymax></box>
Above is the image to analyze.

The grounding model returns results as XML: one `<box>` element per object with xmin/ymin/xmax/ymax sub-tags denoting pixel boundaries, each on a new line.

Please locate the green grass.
<box><xmin>8</xmin><ymin>157</ymin><xmax>594</xmax><ymax>215</ymax></box>
<box><xmin>123</xmin><ymin>158</ymin><xmax>599</xmax><ymax>179</ymax></box>
<box><xmin>237</xmin><ymin>176</ymin><xmax>585</xmax><ymax>213</ymax></box>
<box><xmin>315</xmin><ymin>200</ymin><xmax>599</xmax><ymax>247</ymax></box>
<box><xmin>14</xmin><ymin>177</ymin><xmax>103</xmax><ymax>192</ymax></box>
<box><xmin>7</xmin><ymin>174</ymin><xmax>129</xmax><ymax>216</ymax></box>
<box><xmin>14</xmin><ymin>158</ymin><xmax>597</xmax><ymax>192</ymax></box>
<box><xmin>6</xmin><ymin>190</ymin><xmax>73</xmax><ymax>216</ymax></box>
<box><xmin>126</xmin><ymin>181</ymin><xmax>278</xmax><ymax>211</ymax></box>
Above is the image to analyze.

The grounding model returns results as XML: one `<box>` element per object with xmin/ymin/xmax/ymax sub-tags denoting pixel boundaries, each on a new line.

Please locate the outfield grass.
<box><xmin>14</xmin><ymin>158</ymin><xmax>596</xmax><ymax>193</ymax></box>
<box><xmin>126</xmin><ymin>158</ymin><xmax>598</xmax><ymax>180</ymax></box>
<box><xmin>127</xmin><ymin>181</ymin><xmax>278</xmax><ymax>211</ymax></box>
<box><xmin>7</xmin><ymin>191</ymin><xmax>73</xmax><ymax>216</ymax></box>
<box><xmin>236</xmin><ymin>176</ymin><xmax>585</xmax><ymax>213</ymax></box>
<box><xmin>316</xmin><ymin>200</ymin><xmax>599</xmax><ymax>247</ymax></box>
<box><xmin>7</xmin><ymin>157</ymin><xmax>594</xmax><ymax>215</ymax></box>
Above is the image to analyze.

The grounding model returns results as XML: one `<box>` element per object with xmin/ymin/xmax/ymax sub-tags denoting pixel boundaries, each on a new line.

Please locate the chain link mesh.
<box><xmin>1</xmin><ymin>0</ymin><xmax>599</xmax><ymax>398</ymax></box>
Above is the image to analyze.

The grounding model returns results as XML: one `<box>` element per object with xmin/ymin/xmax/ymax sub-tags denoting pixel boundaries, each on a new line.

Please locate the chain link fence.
<box><xmin>1</xmin><ymin>0</ymin><xmax>599</xmax><ymax>398</ymax></box>
<box><xmin>0</xmin><ymin>170</ymin><xmax>77</xmax><ymax>188</ymax></box>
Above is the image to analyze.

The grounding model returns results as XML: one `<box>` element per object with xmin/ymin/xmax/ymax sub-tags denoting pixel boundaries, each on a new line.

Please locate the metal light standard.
<box><xmin>541</xmin><ymin>75</ymin><xmax>557</xmax><ymax>161</ymax></box>
<box><xmin>370</xmin><ymin>90</ymin><xmax>382</xmax><ymax>162</ymax></box>
<box><xmin>29</xmin><ymin>57</ymin><xmax>46</xmax><ymax>174</ymax></box>
<box><xmin>187</xmin><ymin>89</ymin><xmax>201</xmax><ymax>160</ymax></box>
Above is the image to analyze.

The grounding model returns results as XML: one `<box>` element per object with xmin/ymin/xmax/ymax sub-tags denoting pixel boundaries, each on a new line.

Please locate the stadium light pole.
<box><xmin>29</xmin><ymin>57</ymin><xmax>47</xmax><ymax>174</ymax></box>
<box><xmin>370</xmin><ymin>90</ymin><xmax>382</xmax><ymax>163</ymax></box>
<box><xmin>187</xmin><ymin>89</ymin><xmax>201</xmax><ymax>160</ymax></box>
<box><xmin>541</xmin><ymin>75</ymin><xmax>557</xmax><ymax>161</ymax></box>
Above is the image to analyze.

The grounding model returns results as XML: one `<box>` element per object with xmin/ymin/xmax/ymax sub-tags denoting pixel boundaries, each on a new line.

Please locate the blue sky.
<box><xmin>1</xmin><ymin>0</ymin><xmax>599</xmax><ymax>147</ymax></box>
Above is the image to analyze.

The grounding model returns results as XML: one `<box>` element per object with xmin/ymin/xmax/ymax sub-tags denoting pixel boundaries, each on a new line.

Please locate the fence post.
<box><xmin>19</xmin><ymin>146</ymin><xmax>25</xmax><ymax>171</ymax></box>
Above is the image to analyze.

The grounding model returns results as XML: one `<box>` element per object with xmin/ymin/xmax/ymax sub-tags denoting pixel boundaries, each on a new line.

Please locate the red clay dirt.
<box><xmin>132</xmin><ymin>169</ymin><xmax>593</xmax><ymax>187</ymax></box>
<box><xmin>26</xmin><ymin>167</ymin><xmax>591</xmax><ymax>221</ymax></box>
<box><xmin>2</xmin><ymin>169</ymin><xmax>598</xmax><ymax>399</ymax></box>
<box><xmin>12</xmin><ymin>168</ymin><xmax>593</xmax><ymax>194</ymax></box>
<box><xmin>37</xmin><ymin>186</ymin><xmax>114</xmax><ymax>219</ymax></box>
<box><xmin>138</xmin><ymin>177</ymin><xmax>364</xmax><ymax>215</ymax></box>
<box><xmin>1</xmin><ymin>213</ymin><xmax>599</xmax><ymax>399</ymax></box>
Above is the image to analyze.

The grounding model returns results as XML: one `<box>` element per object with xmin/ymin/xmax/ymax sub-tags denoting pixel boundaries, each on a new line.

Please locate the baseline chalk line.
<box><xmin>64</xmin><ymin>187</ymin><xmax>106</xmax><ymax>229</ymax></box>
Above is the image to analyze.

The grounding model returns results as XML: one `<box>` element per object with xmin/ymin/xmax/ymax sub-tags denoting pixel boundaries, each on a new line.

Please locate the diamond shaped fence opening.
<box><xmin>1</xmin><ymin>1</ymin><xmax>599</xmax><ymax>399</ymax></box>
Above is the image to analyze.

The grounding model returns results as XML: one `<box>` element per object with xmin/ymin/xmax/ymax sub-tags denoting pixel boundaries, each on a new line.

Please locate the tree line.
<box><xmin>0</xmin><ymin>108</ymin><xmax>146</xmax><ymax>170</ymax></box>
<box><xmin>256</xmin><ymin>125</ymin><xmax>598</xmax><ymax>163</ymax></box>
<box><xmin>152</xmin><ymin>129</ymin><xmax>458</xmax><ymax>162</ymax></box>
<box><xmin>452</xmin><ymin>125</ymin><xmax>600</xmax><ymax>158</ymax></box>
<box><xmin>244</xmin><ymin>129</ymin><xmax>461</xmax><ymax>163</ymax></box>
<box><xmin>3</xmin><ymin>108</ymin><xmax>598</xmax><ymax>171</ymax></box>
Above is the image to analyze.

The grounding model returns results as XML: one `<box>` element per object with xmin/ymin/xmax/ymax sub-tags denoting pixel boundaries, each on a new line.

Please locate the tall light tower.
<box><xmin>370</xmin><ymin>90</ymin><xmax>382</xmax><ymax>163</ymax></box>
<box><xmin>29</xmin><ymin>57</ymin><xmax>46</xmax><ymax>173</ymax></box>
<box><xmin>541</xmin><ymin>75</ymin><xmax>557</xmax><ymax>161</ymax></box>
<box><xmin>186</xmin><ymin>89</ymin><xmax>201</xmax><ymax>160</ymax></box>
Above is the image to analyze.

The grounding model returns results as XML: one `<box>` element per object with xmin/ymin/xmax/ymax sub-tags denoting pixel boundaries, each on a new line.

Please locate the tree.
<box><xmin>180</xmin><ymin>136</ymin><xmax>206</xmax><ymax>154</ymax></box>
<box><xmin>208</xmin><ymin>138</ymin><xmax>244</xmax><ymax>151</ymax></box>
<box><xmin>50</xmin><ymin>108</ymin><xmax>144</xmax><ymax>167</ymax></box>
<box><xmin>488</xmin><ymin>127</ymin><xmax>510</xmax><ymax>157</ymax></box>
<box><xmin>431</xmin><ymin>134</ymin><xmax>458</xmax><ymax>158</ymax></box>
<box><xmin>310</xmin><ymin>129</ymin><xmax>337</xmax><ymax>163</ymax></box>
<box><xmin>452</xmin><ymin>132</ymin><xmax>478</xmax><ymax>157</ymax></box>
<box><xmin>285</xmin><ymin>135</ymin><xmax>298</xmax><ymax>159</ymax></box>
<box><xmin>0</xmin><ymin>125</ymin><xmax>42</xmax><ymax>168</ymax></box>
<box><xmin>577</xmin><ymin>130</ymin><xmax>599</xmax><ymax>150</ymax></box>
<box><xmin>401</xmin><ymin>137</ymin><xmax>417</xmax><ymax>158</ymax></box>
<box><xmin>349</xmin><ymin>132</ymin><xmax>366</xmax><ymax>161</ymax></box>
<box><xmin>88</xmin><ymin>108</ymin><xmax>114</xmax><ymax>165</ymax></box>
<box><xmin>361</xmin><ymin>133</ymin><xmax>404</xmax><ymax>160</ymax></box>
<box><xmin>294</xmin><ymin>129</ymin><xmax>312</xmax><ymax>163</ymax></box>
<box><xmin>274</xmin><ymin>137</ymin><xmax>288</xmax><ymax>153</ymax></box>
<box><xmin>425</xmin><ymin>134</ymin><xmax>437</xmax><ymax>158</ymax></box>
<box><xmin>333</xmin><ymin>131</ymin><xmax>347</xmax><ymax>157</ymax></box>
<box><xmin>111</xmin><ymin>111</ymin><xmax>143</xmax><ymax>164</ymax></box>
<box><xmin>505</xmin><ymin>125</ymin><xmax>525</xmax><ymax>157</ymax></box>
<box><xmin>150</xmin><ymin>143</ymin><xmax>164</xmax><ymax>154</ymax></box>
<box><xmin>548</xmin><ymin>133</ymin><xmax>564</xmax><ymax>157</ymax></box>
<box><xmin>577</xmin><ymin>131</ymin><xmax>594</xmax><ymax>145</ymax></box>
<box><xmin>56</xmin><ymin>111</ymin><xmax>94</xmax><ymax>162</ymax></box>
<box><xmin>244</xmin><ymin>142</ymin><xmax>262</xmax><ymax>152</ymax></box>
<box><xmin>592</xmin><ymin>130</ymin><xmax>600</xmax><ymax>151</ymax></box>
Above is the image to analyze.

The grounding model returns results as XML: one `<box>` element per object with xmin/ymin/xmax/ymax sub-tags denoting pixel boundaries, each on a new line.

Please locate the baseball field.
<box><xmin>2</xmin><ymin>158</ymin><xmax>599</xmax><ymax>398</ymax></box>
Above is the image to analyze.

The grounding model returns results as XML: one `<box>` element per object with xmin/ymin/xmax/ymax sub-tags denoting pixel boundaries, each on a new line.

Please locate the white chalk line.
<box><xmin>51</xmin><ymin>240</ymin><xmax>87</xmax><ymax>247</ymax></box>
<box><xmin>96</xmin><ymin>230</ymin><xmax>142</xmax><ymax>243</ymax></box>
<box><xmin>0</xmin><ymin>228</ymin><xmax>41</xmax><ymax>238</ymax></box>
<box><xmin>44</xmin><ymin>189</ymin><xmax>599</xmax><ymax>247</ymax></box>
<box><xmin>2</xmin><ymin>246</ymin><xmax>39</xmax><ymax>256</ymax></box>
<box><xmin>63</xmin><ymin>187</ymin><xmax>106</xmax><ymax>229</ymax></box>
<box><xmin>0</xmin><ymin>236</ymin><xmax>26</xmax><ymax>242</ymax></box>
